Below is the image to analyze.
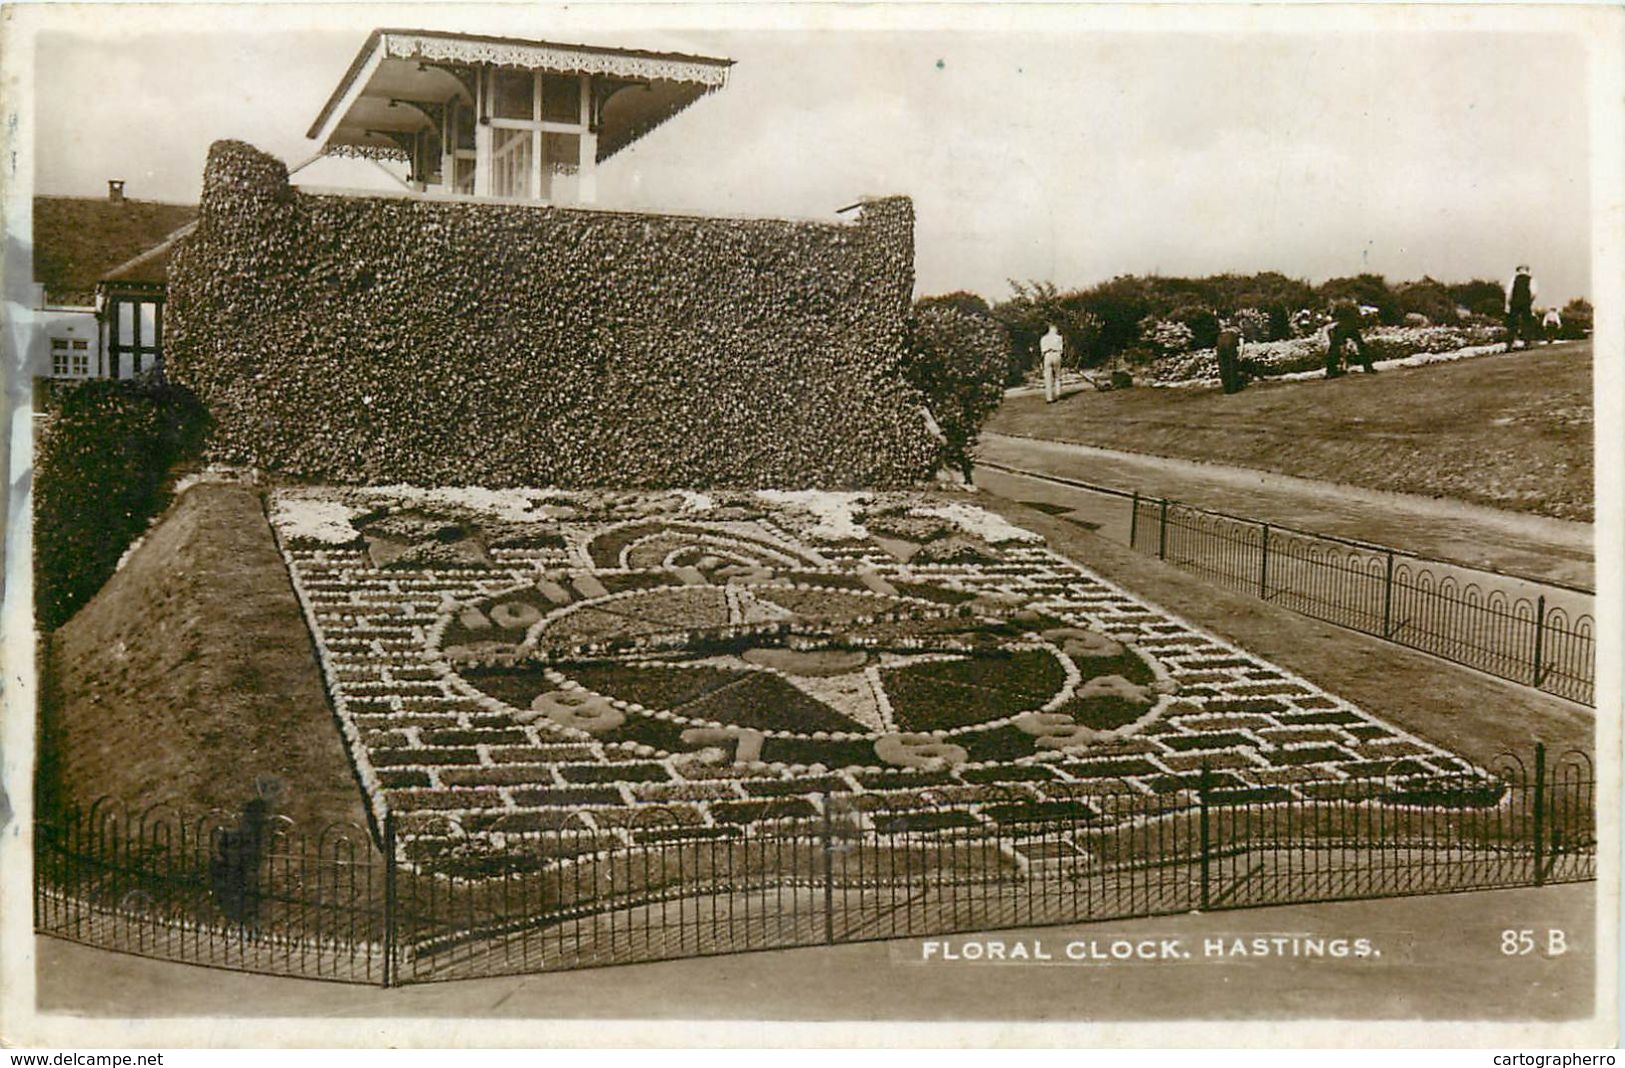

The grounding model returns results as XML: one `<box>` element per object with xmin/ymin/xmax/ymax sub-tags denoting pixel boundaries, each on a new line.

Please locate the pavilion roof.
<box><xmin>307</xmin><ymin>28</ymin><xmax>733</xmax><ymax>164</ymax></box>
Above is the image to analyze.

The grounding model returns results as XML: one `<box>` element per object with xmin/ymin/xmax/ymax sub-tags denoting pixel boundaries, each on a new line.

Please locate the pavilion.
<box><xmin>305</xmin><ymin>28</ymin><xmax>734</xmax><ymax>204</ymax></box>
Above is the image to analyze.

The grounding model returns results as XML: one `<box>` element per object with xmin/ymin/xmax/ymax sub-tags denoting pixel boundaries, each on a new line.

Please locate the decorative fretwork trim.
<box><xmin>324</xmin><ymin>143</ymin><xmax>412</xmax><ymax>163</ymax></box>
<box><xmin>384</xmin><ymin>32</ymin><xmax>730</xmax><ymax>87</ymax></box>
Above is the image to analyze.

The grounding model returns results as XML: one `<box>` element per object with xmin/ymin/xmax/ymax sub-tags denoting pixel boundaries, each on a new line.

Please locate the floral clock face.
<box><xmin>432</xmin><ymin>559</ymin><xmax>1179</xmax><ymax>773</ymax></box>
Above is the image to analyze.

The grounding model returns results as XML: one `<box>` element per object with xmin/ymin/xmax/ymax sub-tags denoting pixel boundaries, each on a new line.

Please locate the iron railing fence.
<box><xmin>35</xmin><ymin>747</ymin><xmax>1594</xmax><ymax>986</ymax></box>
<box><xmin>1125</xmin><ymin>494</ymin><xmax>1594</xmax><ymax>704</ymax></box>
<box><xmin>973</xmin><ymin>460</ymin><xmax>1595</xmax><ymax>706</ymax></box>
<box><xmin>33</xmin><ymin>799</ymin><xmax>388</xmax><ymax>984</ymax></box>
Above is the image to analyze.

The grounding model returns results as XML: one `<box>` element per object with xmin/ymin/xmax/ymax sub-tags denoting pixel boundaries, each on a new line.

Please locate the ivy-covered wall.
<box><xmin>166</xmin><ymin>140</ymin><xmax>940</xmax><ymax>487</ymax></box>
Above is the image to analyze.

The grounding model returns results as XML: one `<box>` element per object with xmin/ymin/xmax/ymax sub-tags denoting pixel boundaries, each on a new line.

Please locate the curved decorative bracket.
<box><xmin>389</xmin><ymin>98</ymin><xmax>446</xmax><ymax>132</ymax></box>
<box><xmin>419</xmin><ymin>61</ymin><xmax>477</xmax><ymax>102</ymax></box>
<box><xmin>591</xmin><ymin>77</ymin><xmax>650</xmax><ymax>132</ymax></box>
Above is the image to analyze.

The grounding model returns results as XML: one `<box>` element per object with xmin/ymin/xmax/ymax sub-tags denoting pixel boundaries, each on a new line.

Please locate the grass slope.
<box><xmin>38</xmin><ymin>484</ymin><xmax>369</xmax><ymax>829</ymax></box>
<box><xmin>987</xmin><ymin>344</ymin><xmax>1592</xmax><ymax>521</ymax></box>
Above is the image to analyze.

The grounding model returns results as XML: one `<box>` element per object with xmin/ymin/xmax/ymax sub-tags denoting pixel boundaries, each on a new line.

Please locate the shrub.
<box><xmin>904</xmin><ymin>305</ymin><xmax>1011</xmax><ymax>479</ymax></box>
<box><xmin>33</xmin><ymin>375</ymin><xmax>209</xmax><ymax>629</ymax></box>
<box><xmin>1559</xmin><ymin>298</ymin><xmax>1593</xmax><ymax>340</ymax></box>
<box><xmin>1171</xmin><ymin>306</ymin><xmax>1221</xmax><ymax>350</ymax></box>
<box><xmin>167</xmin><ymin>140</ymin><xmax>939</xmax><ymax>489</ymax></box>
<box><xmin>1232</xmin><ymin>307</ymin><xmax>1272</xmax><ymax>342</ymax></box>
<box><xmin>1140</xmin><ymin>317</ymin><xmax>1195</xmax><ymax>354</ymax></box>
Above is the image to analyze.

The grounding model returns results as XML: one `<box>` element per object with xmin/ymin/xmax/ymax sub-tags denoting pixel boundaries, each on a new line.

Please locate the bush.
<box><xmin>33</xmin><ymin>376</ymin><xmax>209</xmax><ymax>629</ymax></box>
<box><xmin>1559</xmin><ymin>299</ymin><xmax>1593</xmax><ymax>340</ymax></box>
<box><xmin>904</xmin><ymin>305</ymin><xmax>1011</xmax><ymax>479</ymax></box>
<box><xmin>1171</xmin><ymin>306</ymin><xmax>1221</xmax><ymax>350</ymax></box>
<box><xmin>168</xmin><ymin>141</ymin><xmax>939</xmax><ymax>489</ymax></box>
<box><xmin>1140</xmin><ymin>317</ymin><xmax>1194</xmax><ymax>354</ymax></box>
<box><xmin>1233</xmin><ymin>307</ymin><xmax>1272</xmax><ymax>342</ymax></box>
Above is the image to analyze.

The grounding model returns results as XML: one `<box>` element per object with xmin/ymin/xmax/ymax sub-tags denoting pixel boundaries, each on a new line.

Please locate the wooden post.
<box><xmin>1158</xmin><ymin>499</ymin><xmax>1169</xmax><ymax>561</ymax></box>
<box><xmin>1129</xmin><ymin>491</ymin><xmax>1140</xmax><ymax>550</ymax></box>
<box><xmin>473</xmin><ymin>65</ymin><xmax>493</xmax><ymax>197</ymax></box>
<box><xmin>577</xmin><ymin>72</ymin><xmax>598</xmax><ymax>204</ymax></box>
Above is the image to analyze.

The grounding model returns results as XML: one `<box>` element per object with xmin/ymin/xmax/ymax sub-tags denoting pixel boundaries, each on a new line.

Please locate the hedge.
<box><xmin>166</xmin><ymin>140</ymin><xmax>941</xmax><ymax>488</ymax></box>
<box><xmin>33</xmin><ymin>377</ymin><xmax>209</xmax><ymax>630</ymax></box>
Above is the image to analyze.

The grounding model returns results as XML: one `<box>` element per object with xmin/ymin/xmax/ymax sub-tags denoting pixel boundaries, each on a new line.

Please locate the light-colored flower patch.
<box><xmin>1149</xmin><ymin>324</ymin><xmax>1504</xmax><ymax>387</ymax></box>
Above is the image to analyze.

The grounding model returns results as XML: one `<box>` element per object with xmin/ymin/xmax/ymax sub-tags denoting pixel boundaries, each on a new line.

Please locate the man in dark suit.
<box><xmin>1216</xmin><ymin>321</ymin><xmax>1246</xmax><ymax>394</ymax></box>
<box><xmin>1505</xmin><ymin>264</ymin><xmax>1539</xmax><ymax>351</ymax></box>
<box><xmin>1325</xmin><ymin>301</ymin><xmax>1376</xmax><ymax>377</ymax></box>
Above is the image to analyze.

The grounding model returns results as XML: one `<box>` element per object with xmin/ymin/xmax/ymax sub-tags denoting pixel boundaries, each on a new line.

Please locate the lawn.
<box><xmin>986</xmin><ymin>343</ymin><xmax>1593</xmax><ymax>522</ymax></box>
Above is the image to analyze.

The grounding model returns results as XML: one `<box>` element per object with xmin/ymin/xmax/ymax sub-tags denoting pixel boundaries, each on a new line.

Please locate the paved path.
<box><xmin>975</xmin><ymin>432</ymin><xmax>1594</xmax><ymax>591</ymax></box>
<box><xmin>26</xmin><ymin>883</ymin><xmax>1598</xmax><ymax>1034</ymax></box>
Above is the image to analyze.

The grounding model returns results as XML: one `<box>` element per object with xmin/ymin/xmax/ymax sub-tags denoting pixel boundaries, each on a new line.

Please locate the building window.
<box><xmin>105</xmin><ymin>293</ymin><xmax>164</xmax><ymax>378</ymax></box>
<box><xmin>71</xmin><ymin>338</ymin><xmax>89</xmax><ymax>376</ymax></box>
<box><xmin>483</xmin><ymin>68</ymin><xmax>591</xmax><ymax>203</ymax></box>
<box><xmin>50</xmin><ymin>337</ymin><xmax>70</xmax><ymax>377</ymax></box>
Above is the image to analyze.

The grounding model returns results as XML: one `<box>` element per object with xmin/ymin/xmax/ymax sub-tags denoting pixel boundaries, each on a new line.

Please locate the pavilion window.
<box><xmin>541</xmin><ymin>73</ymin><xmax>581</xmax><ymax>124</ymax></box>
<box><xmin>445</xmin><ymin>97</ymin><xmax>477</xmax><ymax>195</ymax></box>
<box><xmin>50</xmin><ymin>338</ymin><xmax>70</xmax><ymax>377</ymax></box>
<box><xmin>480</xmin><ymin>67</ymin><xmax>593</xmax><ymax>203</ymax></box>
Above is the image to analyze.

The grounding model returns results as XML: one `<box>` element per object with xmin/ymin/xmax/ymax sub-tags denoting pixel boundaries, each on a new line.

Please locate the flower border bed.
<box><xmin>271</xmin><ymin>486</ymin><xmax>1487</xmax><ymax>873</ymax></box>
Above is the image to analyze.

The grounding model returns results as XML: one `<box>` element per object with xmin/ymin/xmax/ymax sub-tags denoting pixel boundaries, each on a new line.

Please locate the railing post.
<box><xmin>1129</xmin><ymin>491</ymin><xmax>1140</xmax><ymax>550</ymax></box>
<box><xmin>1198</xmin><ymin>764</ymin><xmax>1212</xmax><ymax>912</ymax></box>
<box><xmin>1381</xmin><ymin>550</ymin><xmax>1395</xmax><ymax>638</ymax></box>
<box><xmin>382</xmin><ymin>809</ymin><xmax>397</xmax><ymax>987</ymax></box>
<box><xmin>821</xmin><ymin>792</ymin><xmax>836</xmax><ymax>945</ymax></box>
<box><xmin>1532</xmin><ymin>743</ymin><xmax>1546</xmax><ymax>888</ymax></box>
<box><xmin>1158</xmin><ymin>499</ymin><xmax>1169</xmax><ymax>561</ymax></box>
<box><xmin>1258</xmin><ymin>523</ymin><xmax>1271</xmax><ymax>599</ymax></box>
<box><xmin>1531</xmin><ymin>595</ymin><xmax>1547</xmax><ymax>688</ymax></box>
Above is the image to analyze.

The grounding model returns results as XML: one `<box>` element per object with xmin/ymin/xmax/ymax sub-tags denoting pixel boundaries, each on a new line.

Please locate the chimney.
<box><xmin>108</xmin><ymin>180</ymin><xmax>125</xmax><ymax>204</ymax></box>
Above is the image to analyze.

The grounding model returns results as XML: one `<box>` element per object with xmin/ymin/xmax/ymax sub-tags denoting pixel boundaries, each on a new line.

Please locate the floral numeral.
<box><xmin>525</xmin><ymin>690</ymin><xmax>625</xmax><ymax>735</ymax></box>
<box><xmin>1076</xmin><ymin>675</ymin><xmax>1154</xmax><ymax>703</ymax></box>
<box><xmin>1013</xmin><ymin>711</ymin><xmax>1096</xmax><ymax>751</ymax></box>
<box><xmin>874</xmin><ymin>733</ymin><xmax>968</xmax><ymax>769</ymax></box>
<box><xmin>1042</xmin><ymin>627</ymin><xmax>1124</xmax><ymax>659</ymax></box>
<box><xmin>676</xmin><ymin>726</ymin><xmax>766</xmax><ymax>764</ymax></box>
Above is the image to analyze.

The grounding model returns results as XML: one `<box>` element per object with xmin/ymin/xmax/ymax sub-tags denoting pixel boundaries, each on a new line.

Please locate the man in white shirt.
<box><xmin>1040</xmin><ymin>324</ymin><xmax>1065</xmax><ymax>403</ymax></box>
<box><xmin>1542</xmin><ymin>304</ymin><xmax>1563</xmax><ymax>345</ymax></box>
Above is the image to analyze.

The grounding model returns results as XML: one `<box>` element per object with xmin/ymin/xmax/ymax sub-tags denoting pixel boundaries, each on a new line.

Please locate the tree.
<box><xmin>1317</xmin><ymin>274</ymin><xmax>1401</xmax><ymax>324</ymax></box>
<box><xmin>1394</xmin><ymin>276</ymin><xmax>1459</xmax><ymax>325</ymax></box>
<box><xmin>905</xmin><ymin>305</ymin><xmax>1011</xmax><ymax>480</ymax></box>
<box><xmin>915</xmin><ymin>290</ymin><xmax>994</xmax><ymax>321</ymax></box>
<box><xmin>1448</xmin><ymin>280</ymin><xmax>1506</xmax><ymax>320</ymax></box>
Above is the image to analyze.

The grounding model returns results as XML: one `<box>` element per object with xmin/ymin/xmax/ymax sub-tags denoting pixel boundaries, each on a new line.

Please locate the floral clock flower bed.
<box><xmin>270</xmin><ymin>486</ymin><xmax>1484</xmax><ymax>873</ymax></box>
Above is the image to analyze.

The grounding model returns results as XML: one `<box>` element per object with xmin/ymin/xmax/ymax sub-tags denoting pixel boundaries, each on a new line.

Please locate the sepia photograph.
<box><xmin>0</xmin><ymin>1</ymin><xmax>1618</xmax><ymax>1049</ymax></box>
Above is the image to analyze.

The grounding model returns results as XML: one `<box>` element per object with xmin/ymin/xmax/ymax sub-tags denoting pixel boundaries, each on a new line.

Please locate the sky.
<box><xmin>24</xmin><ymin>5</ymin><xmax>1597</xmax><ymax>305</ymax></box>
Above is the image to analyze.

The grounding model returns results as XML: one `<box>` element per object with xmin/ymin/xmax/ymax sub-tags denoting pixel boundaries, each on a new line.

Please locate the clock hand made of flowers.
<box><xmin>430</xmin><ymin>556</ymin><xmax>1181</xmax><ymax>773</ymax></box>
